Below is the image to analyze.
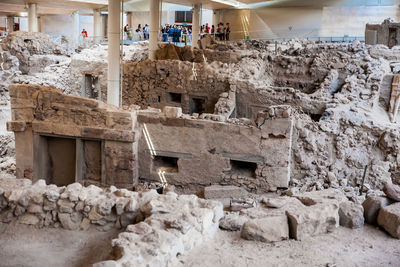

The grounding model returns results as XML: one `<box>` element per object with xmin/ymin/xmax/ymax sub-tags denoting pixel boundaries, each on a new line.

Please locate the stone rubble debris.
<box><xmin>377</xmin><ymin>202</ymin><xmax>400</xmax><ymax>239</ymax></box>
<box><xmin>0</xmin><ymin>178</ymin><xmax>223</xmax><ymax>266</ymax></box>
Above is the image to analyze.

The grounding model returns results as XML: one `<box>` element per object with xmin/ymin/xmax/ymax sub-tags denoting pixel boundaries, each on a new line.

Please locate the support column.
<box><xmin>126</xmin><ymin>12</ymin><xmax>132</xmax><ymax>28</ymax></box>
<box><xmin>212</xmin><ymin>10</ymin><xmax>219</xmax><ymax>27</ymax></box>
<box><xmin>192</xmin><ymin>4</ymin><xmax>200</xmax><ymax>48</ymax></box>
<box><xmin>126</xmin><ymin>12</ymin><xmax>132</xmax><ymax>40</ymax></box>
<box><xmin>6</xmin><ymin>17</ymin><xmax>14</xmax><ymax>33</ymax></box>
<box><xmin>72</xmin><ymin>12</ymin><xmax>80</xmax><ymax>48</ymax></box>
<box><xmin>28</xmin><ymin>3</ymin><xmax>38</xmax><ymax>32</ymax></box>
<box><xmin>93</xmin><ymin>9</ymin><xmax>102</xmax><ymax>43</ymax></box>
<box><xmin>107</xmin><ymin>0</ymin><xmax>121</xmax><ymax>106</ymax></box>
<box><xmin>149</xmin><ymin>0</ymin><xmax>160</xmax><ymax>60</ymax></box>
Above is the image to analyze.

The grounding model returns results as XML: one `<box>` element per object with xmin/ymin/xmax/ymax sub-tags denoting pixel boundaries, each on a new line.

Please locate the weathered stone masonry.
<box><xmin>7</xmin><ymin>84</ymin><xmax>138</xmax><ymax>189</ymax></box>
<box><xmin>8</xmin><ymin>84</ymin><xmax>294</xmax><ymax>193</ymax></box>
<box><xmin>137</xmin><ymin>105</ymin><xmax>294</xmax><ymax>193</ymax></box>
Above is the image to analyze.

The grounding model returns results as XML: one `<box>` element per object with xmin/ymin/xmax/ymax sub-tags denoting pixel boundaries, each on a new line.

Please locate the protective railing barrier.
<box><xmin>45</xmin><ymin>30</ymin><xmax>366</xmax><ymax>49</ymax></box>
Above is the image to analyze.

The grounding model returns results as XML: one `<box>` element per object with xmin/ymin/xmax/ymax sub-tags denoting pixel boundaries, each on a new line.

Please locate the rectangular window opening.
<box><xmin>153</xmin><ymin>156</ymin><xmax>179</xmax><ymax>173</ymax></box>
<box><xmin>230</xmin><ymin>159</ymin><xmax>257</xmax><ymax>178</ymax></box>
<box><xmin>167</xmin><ymin>92</ymin><xmax>182</xmax><ymax>104</ymax></box>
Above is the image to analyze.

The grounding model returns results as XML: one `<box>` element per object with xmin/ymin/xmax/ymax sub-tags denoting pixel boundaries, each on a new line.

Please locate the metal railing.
<box><xmin>46</xmin><ymin>30</ymin><xmax>366</xmax><ymax>50</ymax></box>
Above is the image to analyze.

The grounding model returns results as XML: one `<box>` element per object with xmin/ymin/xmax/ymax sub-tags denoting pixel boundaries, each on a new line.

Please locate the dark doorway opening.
<box><xmin>389</xmin><ymin>28</ymin><xmax>397</xmax><ymax>48</ymax></box>
<box><xmin>84</xmin><ymin>74</ymin><xmax>100</xmax><ymax>99</ymax></box>
<box><xmin>43</xmin><ymin>137</ymin><xmax>76</xmax><ymax>186</ymax></box>
<box><xmin>189</xmin><ymin>96</ymin><xmax>206</xmax><ymax>114</ymax></box>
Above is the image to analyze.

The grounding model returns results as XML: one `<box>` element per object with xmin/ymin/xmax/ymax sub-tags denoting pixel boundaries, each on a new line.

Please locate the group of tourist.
<box><xmin>200</xmin><ymin>22</ymin><xmax>231</xmax><ymax>41</ymax></box>
<box><xmin>124</xmin><ymin>24</ymin><xmax>150</xmax><ymax>41</ymax></box>
<box><xmin>122</xmin><ymin>21</ymin><xmax>231</xmax><ymax>43</ymax></box>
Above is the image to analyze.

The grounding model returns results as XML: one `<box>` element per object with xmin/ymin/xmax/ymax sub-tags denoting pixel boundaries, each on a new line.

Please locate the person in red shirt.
<box><xmin>81</xmin><ymin>29</ymin><xmax>88</xmax><ymax>38</ymax></box>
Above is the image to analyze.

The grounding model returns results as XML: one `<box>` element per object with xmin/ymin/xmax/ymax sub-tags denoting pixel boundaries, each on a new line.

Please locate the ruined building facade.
<box><xmin>366</xmin><ymin>19</ymin><xmax>400</xmax><ymax>48</ymax></box>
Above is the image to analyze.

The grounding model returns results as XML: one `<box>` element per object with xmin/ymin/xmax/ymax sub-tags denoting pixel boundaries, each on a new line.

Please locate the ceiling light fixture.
<box><xmin>210</xmin><ymin>0</ymin><xmax>244</xmax><ymax>8</ymax></box>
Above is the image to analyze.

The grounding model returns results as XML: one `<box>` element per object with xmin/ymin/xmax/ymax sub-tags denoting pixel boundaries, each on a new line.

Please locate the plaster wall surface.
<box><xmin>19</xmin><ymin>18</ymin><xmax>28</xmax><ymax>31</ymax></box>
<box><xmin>217</xmin><ymin>5</ymin><xmax>400</xmax><ymax>40</ymax></box>
<box><xmin>40</xmin><ymin>14</ymin><xmax>98</xmax><ymax>38</ymax></box>
<box><xmin>321</xmin><ymin>6</ymin><xmax>400</xmax><ymax>37</ymax></box>
<box><xmin>0</xmin><ymin>16</ymin><xmax>6</xmax><ymax>28</ymax></box>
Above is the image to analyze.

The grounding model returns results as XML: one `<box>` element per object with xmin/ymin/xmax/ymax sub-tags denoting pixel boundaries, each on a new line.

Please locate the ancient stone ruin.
<box><xmin>366</xmin><ymin>19</ymin><xmax>400</xmax><ymax>48</ymax></box>
<box><xmin>1</xmin><ymin>28</ymin><xmax>400</xmax><ymax>266</ymax></box>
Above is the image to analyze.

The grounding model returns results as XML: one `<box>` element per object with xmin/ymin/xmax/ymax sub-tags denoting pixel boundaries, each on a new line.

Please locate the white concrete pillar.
<box><xmin>126</xmin><ymin>12</ymin><xmax>132</xmax><ymax>28</ymax></box>
<box><xmin>38</xmin><ymin>16</ymin><xmax>42</xmax><ymax>32</ymax></box>
<box><xmin>28</xmin><ymin>3</ymin><xmax>38</xmax><ymax>32</ymax></box>
<box><xmin>125</xmin><ymin>12</ymin><xmax>132</xmax><ymax>40</ymax></box>
<box><xmin>93</xmin><ymin>9</ymin><xmax>102</xmax><ymax>43</ymax></box>
<box><xmin>149</xmin><ymin>0</ymin><xmax>160</xmax><ymax>60</ymax></box>
<box><xmin>192</xmin><ymin>4</ymin><xmax>200</xmax><ymax>48</ymax></box>
<box><xmin>212</xmin><ymin>10</ymin><xmax>219</xmax><ymax>27</ymax></box>
<box><xmin>7</xmin><ymin>17</ymin><xmax>14</xmax><ymax>33</ymax></box>
<box><xmin>72</xmin><ymin>12</ymin><xmax>80</xmax><ymax>48</ymax></box>
<box><xmin>107</xmin><ymin>0</ymin><xmax>121</xmax><ymax>106</ymax></box>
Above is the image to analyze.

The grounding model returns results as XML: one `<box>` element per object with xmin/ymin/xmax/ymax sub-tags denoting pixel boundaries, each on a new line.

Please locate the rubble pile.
<box><xmin>0</xmin><ymin>31</ymin><xmax>70</xmax><ymax>75</ymax></box>
<box><xmin>216</xmin><ymin>185</ymin><xmax>400</xmax><ymax>240</ymax></box>
<box><xmin>0</xmin><ymin>178</ymin><xmax>223</xmax><ymax>266</ymax></box>
<box><xmin>0</xmin><ymin>134</ymin><xmax>15</xmax><ymax>178</ymax></box>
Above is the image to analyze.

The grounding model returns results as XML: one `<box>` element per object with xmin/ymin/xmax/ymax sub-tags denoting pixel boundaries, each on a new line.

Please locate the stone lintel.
<box><xmin>31</xmin><ymin>122</ymin><xmax>135</xmax><ymax>142</ymax></box>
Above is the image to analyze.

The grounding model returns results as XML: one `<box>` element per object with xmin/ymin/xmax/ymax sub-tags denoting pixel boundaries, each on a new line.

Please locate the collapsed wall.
<box><xmin>0</xmin><ymin>177</ymin><xmax>223</xmax><ymax>266</ymax></box>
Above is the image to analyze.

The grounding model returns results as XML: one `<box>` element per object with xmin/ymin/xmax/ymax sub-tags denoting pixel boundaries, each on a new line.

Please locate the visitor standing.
<box><xmin>225</xmin><ymin>23</ymin><xmax>231</xmax><ymax>41</ymax></box>
<box><xmin>81</xmin><ymin>28</ymin><xmax>88</xmax><ymax>46</ymax></box>
<box><xmin>124</xmin><ymin>24</ymin><xmax>130</xmax><ymax>40</ymax></box>
<box><xmin>144</xmin><ymin>24</ymin><xmax>149</xmax><ymax>40</ymax></box>
<box><xmin>81</xmin><ymin>28</ymin><xmax>88</xmax><ymax>38</ymax></box>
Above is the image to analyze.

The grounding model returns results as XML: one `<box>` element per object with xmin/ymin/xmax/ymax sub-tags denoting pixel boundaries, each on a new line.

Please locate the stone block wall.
<box><xmin>365</xmin><ymin>19</ymin><xmax>400</xmax><ymax>48</ymax></box>
<box><xmin>137</xmin><ymin>105</ymin><xmax>294</xmax><ymax>193</ymax></box>
<box><xmin>7</xmin><ymin>84</ymin><xmax>138</xmax><ymax>189</ymax></box>
<box><xmin>123</xmin><ymin>60</ymin><xmax>231</xmax><ymax>114</ymax></box>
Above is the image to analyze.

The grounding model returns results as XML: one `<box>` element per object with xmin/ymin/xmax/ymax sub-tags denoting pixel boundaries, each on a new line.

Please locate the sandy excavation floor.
<box><xmin>177</xmin><ymin>226</ymin><xmax>400</xmax><ymax>267</ymax></box>
<box><xmin>0</xmin><ymin>223</ymin><xmax>120</xmax><ymax>267</ymax></box>
<box><xmin>0</xmin><ymin>223</ymin><xmax>399</xmax><ymax>267</ymax></box>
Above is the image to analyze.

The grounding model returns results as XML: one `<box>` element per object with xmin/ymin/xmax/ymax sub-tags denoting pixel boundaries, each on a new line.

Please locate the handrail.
<box><xmin>45</xmin><ymin>30</ymin><xmax>366</xmax><ymax>49</ymax></box>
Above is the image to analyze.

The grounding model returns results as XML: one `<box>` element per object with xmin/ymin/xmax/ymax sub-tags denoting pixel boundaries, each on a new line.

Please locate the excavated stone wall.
<box><xmin>0</xmin><ymin>178</ymin><xmax>223</xmax><ymax>266</ymax></box>
<box><xmin>122</xmin><ymin>60</ymin><xmax>232</xmax><ymax>114</ymax></box>
<box><xmin>118</xmin><ymin>41</ymin><xmax>399</xmax><ymax>198</ymax></box>
<box><xmin>137</xmin><ymin>105</ymin><xmax>293</xmax><ymax>194</ymax></box>
<box><xmin>3</xmin><ymin>32</ymin><xmax>400</xmax><ymax>199</ymax></box>
<box><xmin>7</xmin><ymin>84</ymin><xmax>137</xmax><ymax>189</ymax></box>
<box><xmin>7</xmin><ymin>84</ymin><xmax>294</xmax><ymax>194</ymax></box>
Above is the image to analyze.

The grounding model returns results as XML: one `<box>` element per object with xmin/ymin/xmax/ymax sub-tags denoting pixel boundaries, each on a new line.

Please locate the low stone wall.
<box><xmin>0</xmin><ymin>178</ymin><xmax>223</xmax><ymax>266</ymax></box>
<box><xmin>137</xmin><ymin>105</ymin><xmax>294</xmax><ymax>193</ymax></box>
